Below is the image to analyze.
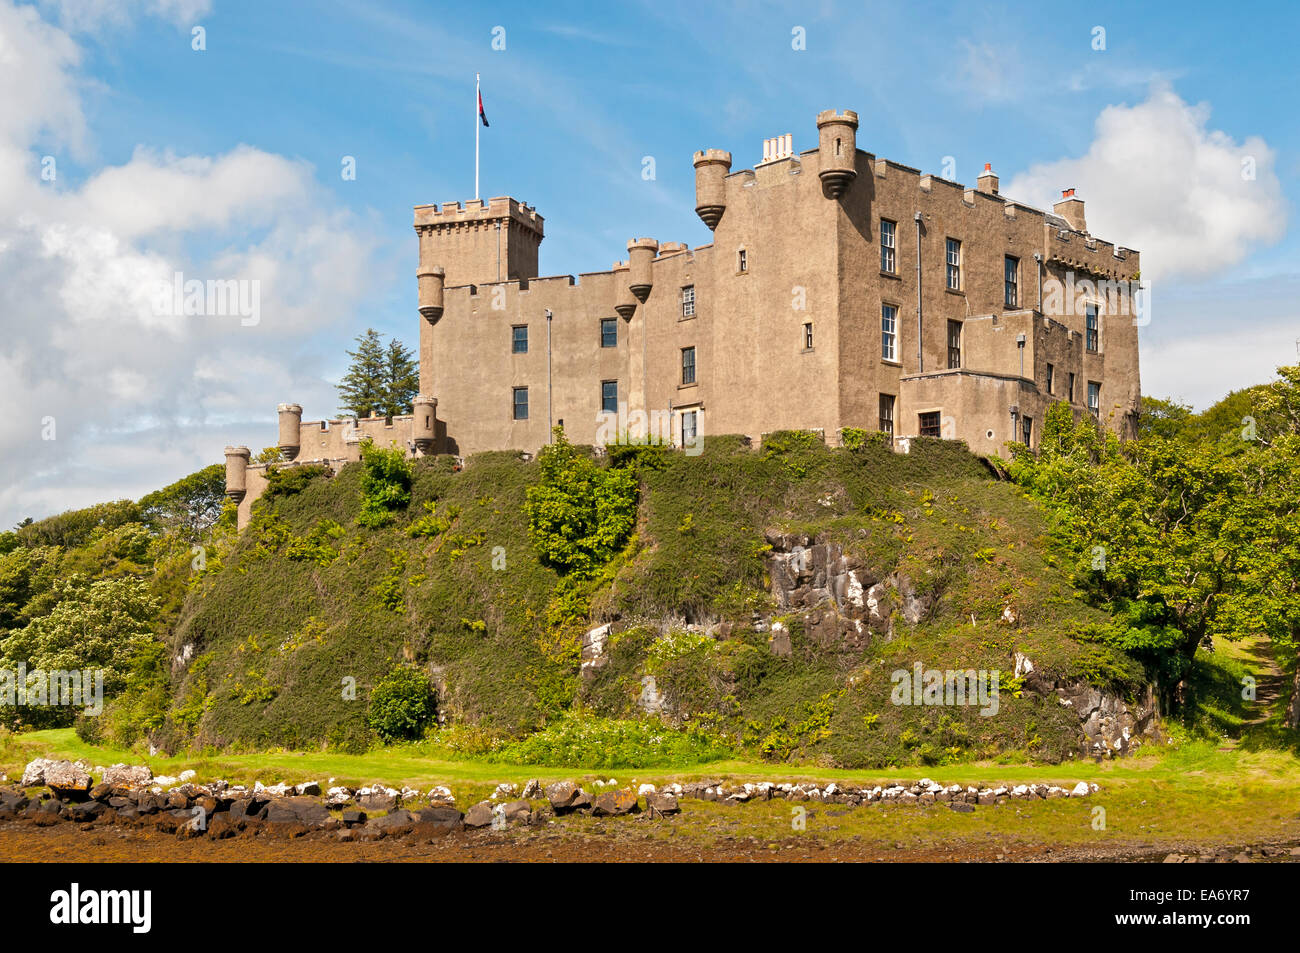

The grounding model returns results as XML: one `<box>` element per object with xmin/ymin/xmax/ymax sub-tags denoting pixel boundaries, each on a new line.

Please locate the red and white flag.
<box><xmin>478</xmin><ymin>88</ymin><xmax>489</xmax><ymax>127</ymax></box>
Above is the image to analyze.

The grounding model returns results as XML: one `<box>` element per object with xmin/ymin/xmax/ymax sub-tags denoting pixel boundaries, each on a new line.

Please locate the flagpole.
<box><xmin>475</xmin><ymin>72</ymin><xmax>480</xmax><ymax>200</ymax></box>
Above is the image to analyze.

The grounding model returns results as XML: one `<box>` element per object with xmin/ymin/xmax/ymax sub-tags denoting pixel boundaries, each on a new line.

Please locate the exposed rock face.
<box><xmin>581</xmin><ymin>623</ymin><xmax>611</xmax><ymax>675</ymax></box>
<box><xmin>765</xmin><ymin>532</ymin><xmax>931</xmax><ymax>650</ymax></box>
<box><xmin>101</xmin><ymin>764</ymin><xmax>153</xmax><ymax>788</ymax></box>
<box><xmin>1015</xmin><ymin>653</ymin><xmax>1161</xmax><ymax>756</ymax></box>
<box><xmin>637</xmin><ymin>674</ymin><xmax>667</xmax><ymax>714</ymax></box>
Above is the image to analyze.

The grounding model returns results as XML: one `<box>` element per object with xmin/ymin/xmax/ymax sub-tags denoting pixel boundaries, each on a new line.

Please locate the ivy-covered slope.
<box><xmin>160</xmin><ymin>433</ymin><xmax>1143</xmax><ymax>766</ymax></box>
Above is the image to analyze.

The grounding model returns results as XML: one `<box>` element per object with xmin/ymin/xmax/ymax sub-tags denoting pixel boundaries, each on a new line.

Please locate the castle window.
<box><xmin>738</xmin><ymin>249</ymin><xmax>747</xmax><ymax>273</ymax></box>
<box><xmin>512</xmin><ymin>387</ymin><xmax>529</xmax><ymax>420</ymax></box>
<box><xmin>682</xmin><ymin>285</ymin><xmax>695</xmax><ymax>318</ymax></box>
<box><xmin>880</xmin><ymin>219</ymin><xmax>896</xmax><ymax>274</ymax></box>
<box><xmin>946</xmin><ymin>238</ymin><xmax>961</xmax><ymax>290</ymax></box>
<box><xmin>1086</xmin><ymin>304</ymin><xmax>1100</xmax><ymax>352</ymax></box>
<box><xmin>600</xmin><ymin>318</ymin><xmax>617</xmax><ymax>348</ymax></box>
<box><xmin>1088</xmin><ymin>381</ymin><xmax>1101</xmax><ymax>416</ymax></box>
<box><xmin>1004</xmin><ymin>256</ymin><xmax>1019</xmax><ymax>308</ymax></box>
<box><xmin>881</xmin><ymin>304</ymin><xmax>898</xmax><ymax>362</ymax></box>
<box><xmin>1022</xmin><ymin>415</ymin><xmax>1033</xmax><ymax>446</ymax></box>
<box><xmin>947</xmin><ymin>319</ymin><xmax>962</xmax><ymax>369</ymax></box>
<box><xmin>681</xmin><ymin>410</ymin><xmax>698</xmax><ymax>445</ymax></box>
<box><xmin>681</xmin><ymin>346</ymin><xmax>696</xmax><ymax>385</ymax></box>
<box><xmin>919</xmin><ymin>411</ymin><xmax>942</xmax><ymax>438</ymax></box>
<box><xmin>835</xmin><ymin>137</ymin><xmax>842</xmax><ymax>156</ymax></box>
<box><xmin>1069</xmin><ymin>372</ymin><xmax>1077</xmax><ymax>403</ymax></box>
<box><xmin>601</xmin><ymin>380</ymin><xmax>618</xmax><ymax>414</ymax></box>
<box><xmin>511</xmin><ymin>325</ymin><xmax>528</xmax><ymax>354</ymax></box>
<box><xmin>879</xmin><ymin>394</ymin><xmax>895</xmax><ymax>440</ymax></box>
<box><xmin>1046</xmin><ymin>362</ymin><xmax>1055</xmax><ymax>394</ymax></box>
<box><xmin>803</xmin><ymin>322</ymin><xmax>814</xmax><ymax>350</ymax></box>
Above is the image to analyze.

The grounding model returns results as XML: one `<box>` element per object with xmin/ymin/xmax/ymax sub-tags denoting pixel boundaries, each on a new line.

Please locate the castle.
<box><xmin>224</xmin><ymin>108</ymin><xmax>1142</xmax><ymax>527</ymax></box>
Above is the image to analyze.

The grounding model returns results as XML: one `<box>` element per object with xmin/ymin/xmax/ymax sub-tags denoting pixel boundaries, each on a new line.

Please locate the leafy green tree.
<box><xmin>0</xmin><ymin>575</ymin><xmax>159</xmax><ymax>727</ymax></box>
<box><xmin>1138</xmin><ymin>396</ymin><xmax>1193</xmax><ymax>441</ymax></box>
<box><xmin>337</xmin><ymin>328</ymin><xmax>387</xmax><ymax>419</ymax></box>
<box><xmin>138</xmin><ymin>464</ymin><xmax>226</xmax><ymax>540</ymax></box>
<box><xmin>525</xmin><ymin>428</ymin><xmax>638</xmax><ymax>578</ymax></box>
<box><xmin>382</xmin><ymin>337</ymin><xmax>419</xmax><ymax>417</ymax></box>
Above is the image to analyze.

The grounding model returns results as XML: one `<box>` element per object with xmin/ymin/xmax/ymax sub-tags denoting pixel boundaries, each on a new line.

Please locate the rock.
<box><xmin>1069</xmin><ymin>781</ymin><xmax>1090</xmax><ymax>798</ymax></box>
<box><xmin>21</xmin><ymin>758</ymin><xmax>57</xmax><ymax>787</ymax></box>
<box><xmin>948</xmin><ymin>802</ymin><xmax>976</xmax><ymax>813</ymax></box>
<box><xmin>464</xmin><ymin>801</ymin><xmax>495</xmax><ymax>828</ymax></box>
<box><xmin>324</xmin><ymin>786</ymin><xmax>353</xmax><ymax>808</ymax></box>
<box><xmin>295</xmin><ymin>781</ymin><xmax>321</xmax><ymax>797</ymax></box>
<box><xmin>64</xmin><ymin>800</ymin><xmax>106</xmax><ymax>821</ymax></box>
<box><xmin>638</xmin><ymin>783</ymin><xmax>657</xmax><ymax>797</ymax></box>
<box><xmin>491</xmin><ymin>782</ymin><xmax>519</xmax><ymax>801</ymax></box>
<box><xmin>1163</xmin><ymin>853</ymin><xmax>1189</xmax><ymax>863</ymax></box>
<box><xmin>581</xmin><ymin>623</ymin><xmax>611</xmax><ymax>674</ymax></box>
<box><xmin>521</xmin><ymin>779</ymin><xmax>542</xmax><ymax>799</ymax></box>
<box><xmin>367</xmin><ymin>809</ymin><xmax>415</xmax><ymax>832</ymax></box>
<box><xmin>101</xmin><ymin>764</ymin><xmax>152</xmax><ymax>788</ymax></box>
<box><xmin>427</xmin><ymin>785</ymin><xmax>455</xmax><ymax>804</ymax></box>
<box><xmin>502</xmin><ymin>800</ymin><xmax>533</xmax><ymax>824</ymax></box>
<box><xmin>263</xmin><ymin>796</ymin><xmax>332</xmax><ymax>829</ymax></box>
<box><xmin>415</xmin><ymin>806</ymin><xmax>463</xmax><ymax>832</ymax></box>
<box><xmin>357</xmin><ymin>785</ymin><xmax>399</xmax><ymax>812</ymax></box>
<box><xmin>44</xmin><ymin>761</ymin><xmax>92</xmax><ymax>799</ymax></box>
<box><xmin>646</xmin><ymin>792</ymin><xmax>680</xmax><ymax>815</ymax></box>
<box><xmin>545</xmin><ymin>781</ymin><xmax>585</xmax><ymax>814</ymax></box>
<box><xmin>592</xmin><ymin>790</ymin><xmax>640</xmax><ymax>817</ymax></box>
<box><xmin>178</xmin><ymin>770</ymin><xmax>196</xmax><ymax>783</ymax></box>
<box><xmin>341</xmin><ymin>810</ymin><xmax>367</xmax><ymax>826</ymax></box>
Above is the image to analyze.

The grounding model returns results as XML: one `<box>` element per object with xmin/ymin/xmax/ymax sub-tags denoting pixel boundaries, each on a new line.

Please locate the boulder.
<box><xmin>521</xmin><ymin>779</ymin><xmax>542</xmax><ymax>799</ymax></box>
<box><xmin>502</xmin><ymin>800</ymin><xmax>533</xmax><ymax>824</ymax></box>
<box><xmin>101</xmin><ymin>764</ymin><xmax>153</xmax><ymax>788</ymax></box>
<box><xmin>491</xmin><ymin>782</ymin><xmax>519</xmax><ymax>801</ymax></box>
<box><xmin>415</xmin><ymin>806</ymin><xmax>463</xmax><ymax>832</ymax></box>
<box><xmin>263</xmin><ymin>796</ymin><xmax>332</xmax><ymax>829</ymax></box>
<box><xmin>646</xmin><ymin>792</ymin><xmax>680</xmax><ymax>815</ymax></box>
<box><xmin>295</xmin><ymin>781</ymin><xmax>321</xmax><ymax>797</ymax></box>
<box><xmin>1069</xmin><ymin>781</ymin><xmax>1090</xmax><ymax>798</ymax></box>
<box><xmin>367</xmin><ymin>809</ymin><xmax>415</xmax><ymax>832</ymax></box>
<box><xmin>545</xmin><ymin>781</ymin><xmax>585</xmax><ymax>814</ymax></box>
<box><xmin>21</xmin><ymin>758</ymin><xmax>59</xmax><ymax>787</ymax></box>
<box><xmin>44</xmin><ymin>761</ymin><xmax>92</xmax><ymax>799</ymax></box>
<box><xmin>592</xmin><ymin>790</ymin><xmax>640</xmax><ymax>817</ymax></box>
<box><xmin>357</xmin><ymin>786</ymin><xmax>399</xmax><ymax>812</ymax></box>
<box><xmin>464</xmin><ymin>801</ymin><xmax>494</xmax><ymax>829</ymax></box>
<box><xmin>341</xmin><ymin>810</ymin><xmax>367</xmax><ymax>826</ymax></box>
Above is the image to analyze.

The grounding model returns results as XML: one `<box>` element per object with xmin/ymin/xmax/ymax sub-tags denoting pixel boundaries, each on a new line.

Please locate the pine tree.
<box><xmin>382</xmin><ymin>337</ymin><xmax>419</xmax><ymax>417</ymax></box>
<box><xmin>337</xmin><ymin>329</ymin><xmax>387</xmax><ymax>418</ymax></box>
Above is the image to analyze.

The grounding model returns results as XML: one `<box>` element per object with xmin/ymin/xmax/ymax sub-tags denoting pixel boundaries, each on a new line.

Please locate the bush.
<box><xmin>264</xmin><ymin>464</ymin><xmax>328</xmax><ymax>499</ymax></box>
<box><xmin>367</xmin><ymin>665</ymin><xmax>437</xmax><ymax>742</ymax></box>
<box><xmin>356</xmin><ymin>440</ymin><xmax>413</xmax><ymax>528</ymax></box>
<box><xmin>525</xmin><ymin>428</ymin><xmax>637</xmax><ymax>577</ymax></box>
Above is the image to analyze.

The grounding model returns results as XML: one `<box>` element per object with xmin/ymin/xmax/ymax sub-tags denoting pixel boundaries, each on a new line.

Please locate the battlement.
<box><xmin>413</xmin><ymin>196</ymin><xmax>544</xmax><ymax>233</ymax></box>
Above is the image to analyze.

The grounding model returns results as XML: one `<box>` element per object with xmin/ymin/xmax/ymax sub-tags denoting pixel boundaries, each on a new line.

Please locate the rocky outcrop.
<box><xmin>1015</xmin><ymin>652</ymin><xmax>1161</xmax><ymax>756</ymax></box>
<box><xmin>764</xmin><ymin>532</ymin><xmax>934</xmax><ymax>650</ymax></box>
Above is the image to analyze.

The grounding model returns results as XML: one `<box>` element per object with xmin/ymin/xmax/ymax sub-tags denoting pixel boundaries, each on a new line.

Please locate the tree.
<box><xmin>337</xmin><ymin>329</ymin><xmax>387</xmax><ymax>419</ymax></box>
<box><xmin>137</xmin><ymin>464</ymin><xmax>227</xmax><ymax>540</ymax></box>
<box><xmin>382</xmin><ymin>337</ymin><xmax>419</xmax><ymax>417</ymax></box>
<box><xmin>337</xmin><ymin>329</ymin><xmax>419</xmax><ymax>419</ymax></box>
<box><xmin>1138</xmin><ymin>396</ymin><xmax>1193</xmax><ymax>441</ymax></box>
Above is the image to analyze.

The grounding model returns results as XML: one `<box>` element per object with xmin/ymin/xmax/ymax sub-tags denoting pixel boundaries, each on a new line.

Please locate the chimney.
<box><xmin>1054</xmin><ymin>188</ymin><xmax>1087</xmax><ymax>233</ymax></box>
<box><xmin>758</xmin><ymin>133</ymin><xmax>794</xmax><ymax>166</ymax></box>
<box><xmin>977</xmin><ymin>162</ymin><xmax>998</xmax><ymax>194</ymax></box>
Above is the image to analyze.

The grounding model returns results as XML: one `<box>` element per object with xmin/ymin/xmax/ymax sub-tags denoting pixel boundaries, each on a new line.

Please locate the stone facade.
<box><xmin>416</xmin><ymin>107</ymin><xmax>1140</xmax><ymax>459</ymax></box>
<box><xmin>224</xmin><ymin>106</ymin><xmax>1141</xmax><ymax>525</ymax></box>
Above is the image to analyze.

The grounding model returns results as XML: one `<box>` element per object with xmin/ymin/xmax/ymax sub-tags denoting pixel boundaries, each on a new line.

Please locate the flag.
<box><xmin>478</xmin><ymin>89</ymin><xmax>489</xmax><ymax>127</ymax></box>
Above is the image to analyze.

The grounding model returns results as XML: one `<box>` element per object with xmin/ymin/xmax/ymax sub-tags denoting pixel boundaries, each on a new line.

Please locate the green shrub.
<box><xmin>486</xmin><ymin>713</ymin><xmax>733</xmax><ymax>768</ymax></box>
<box><xmin>264</xmin><ymin>464</ymin><xmax>328</xmax><ymax>499</ymax></box>
<box><xmin>367</xmin><ymin>665</ymin><xmax>437</xmax><ymax>742</ymax></box>
<box><xmin>357</xmin><ymin>440</ymin><xmax>413</xmax><ymax>528</ymax></box>
<box><xmin>525</xmin><ymin>428</ymin><xmax>637</xmax><ymax>577</ymax></box>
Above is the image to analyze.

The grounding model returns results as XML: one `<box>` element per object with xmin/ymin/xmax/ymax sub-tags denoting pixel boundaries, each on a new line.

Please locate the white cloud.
<box><xmin>1005</xmin><ymin>84</ymin><xmax>1286</xmax><ymax>282</ymax></box>
<box><xmin>0</xmin><ymin>0</ymin><xmax>379</xmax><ymax>527</ymax></box>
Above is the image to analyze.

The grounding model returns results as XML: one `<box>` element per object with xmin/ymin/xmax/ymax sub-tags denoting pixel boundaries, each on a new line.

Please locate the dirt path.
<box><xmin>1218</xmin><ymin>636</ymin><xmax>1284</xmax><ymax>752</ymax></box>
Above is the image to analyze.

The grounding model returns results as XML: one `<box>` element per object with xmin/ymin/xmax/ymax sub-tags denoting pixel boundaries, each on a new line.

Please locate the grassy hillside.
<box><xmin>156</xmin><ymin>434</ymin><xmax>1142</xmax><ymax>767</ymax></box>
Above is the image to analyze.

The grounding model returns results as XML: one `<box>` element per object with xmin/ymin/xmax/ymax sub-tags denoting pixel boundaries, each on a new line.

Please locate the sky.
<box><xmin>1</xmin><ymin>0</ymin><xmax>1297</xmax><ymax>526</ymax></box>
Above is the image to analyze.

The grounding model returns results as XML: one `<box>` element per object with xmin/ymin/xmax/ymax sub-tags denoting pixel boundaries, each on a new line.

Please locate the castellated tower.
<box><xmin>414</xmin><ymin>197</ymin><xmax>545</xmax><ymax>292</ymax></box>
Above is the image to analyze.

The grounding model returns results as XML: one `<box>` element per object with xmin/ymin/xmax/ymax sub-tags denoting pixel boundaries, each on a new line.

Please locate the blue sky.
<box><xmin>1</xmin><ymin>0</ymin><xmax>1297</xmax><ymax>524</ymax></box>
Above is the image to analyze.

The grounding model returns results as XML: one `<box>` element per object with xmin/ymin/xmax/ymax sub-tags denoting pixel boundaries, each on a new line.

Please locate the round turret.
<box><xmin>277</xmin><ymin>403</ymin><xmax>303</xmax><ymax>461</ymax></box>
<box><xmin>613</xmin><ymin>264</ymin><xmax>637</xmax><ymax>320</ymax></box>
<box><xmin>627</xmin><ymin>238</ymin><xmax>658</xmax><ymax>303</ymax></box>
<box><xmin>693</xmin><ymin>149</ymin><xmax>732</xmax><ymax>230</ymax></box>
<box><xmin>224</xmin><ymin>446</ymin><xmax>251</xmax><ymax>502</ymax></box>
<box><xmin>413</xmin><ymin>395</ymin><xmax>438</xmax><ymax>452</ymax></box>
<box><xmin>816</xmin><ymin>110</ymin><xmax>859</xmax><ymax>198</ymax></box>
<box><xmin>418</xmin><ymin>265</ymin><xmax>445</xmax><ymax>323</ymax></box>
